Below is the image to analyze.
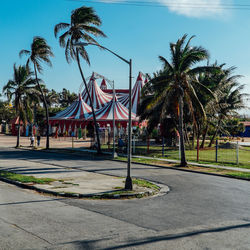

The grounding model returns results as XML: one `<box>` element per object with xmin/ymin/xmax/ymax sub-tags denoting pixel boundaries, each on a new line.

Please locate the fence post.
<box><xmin>133</xmin><ymin>135</ymin><xmax>135</xmax><ymax>155</ymax></box>
<box><xmin>147</xmin><ymin>136</ymin><xmax>150</xmax><ymax>154</ymax></box>
<box><xmin>215</xmin><ymin>139</ymin><xmax>218</xmax><ymax>163</ymax></box>
<box><xmin>236</xmin><ymin>141</ymin><xmax>239</xmax><ymax>165</ymax></box>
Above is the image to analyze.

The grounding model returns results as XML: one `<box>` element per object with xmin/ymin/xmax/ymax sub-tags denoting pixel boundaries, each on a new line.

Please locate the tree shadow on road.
<box><xmin>60</xmin><ymin>222</ymin><xmax>250</xmax><ymax>250</ymax></box>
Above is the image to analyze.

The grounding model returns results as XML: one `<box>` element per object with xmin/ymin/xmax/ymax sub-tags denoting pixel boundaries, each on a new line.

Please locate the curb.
<box><xmin>0</xmin><ymin>176</ymin><xmax>167</xmax><ymax>200</ymax></box>
<box><xmin>17</xmin><ymin>147</ymin><xmax>250</xmax><ymax>182</ymax></box>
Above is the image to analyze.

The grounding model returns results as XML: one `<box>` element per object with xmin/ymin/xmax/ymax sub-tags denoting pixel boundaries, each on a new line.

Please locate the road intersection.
<box><xmin>0</xmin><ymin>147</ymin><xmax>250</xmax><ymax>249</ymax></box>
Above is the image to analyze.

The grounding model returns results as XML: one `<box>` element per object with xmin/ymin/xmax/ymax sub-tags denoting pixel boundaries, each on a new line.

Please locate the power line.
<box><xmin>66</xmin><ymin>0</ymin><xmax>250</xmax><ymax>10</ymax></box>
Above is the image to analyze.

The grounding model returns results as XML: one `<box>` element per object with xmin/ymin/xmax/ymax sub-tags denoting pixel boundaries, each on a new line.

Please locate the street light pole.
<box><xmin>92</xmin><ymin>72</ymin><xmax>117</xmax><ymax>159</ymax></box>
<box><xmin>74</xmin><ymin>42</ymin><xmax>133</xmax><ymax>190</ymax></box>
<box><xmin>112</xmin><ymin>80</ymin><xmax>117</xmax><ymax>159</ymax></box>
<box><xmin>125</xmin><ymin>59</ymin><xmax>133</xmax><ymax>190</ymax></box>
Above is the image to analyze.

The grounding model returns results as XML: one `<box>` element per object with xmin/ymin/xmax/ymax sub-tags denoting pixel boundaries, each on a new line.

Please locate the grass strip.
<box><xmin>115</xmin><ymin>156</ymin><xmax>250</xmax><ymax>180</ymax></box>
<box><xmin>132</xmin><ymin>178</ymin><xmax>160</xmax><ymax>190</ymax></box>
<box><xmin>226</xmin><ymin>172</ymin><xmax>250</xmax><ymax>179</ymax></box>
<box><xmin>0</xmin><ymin>170</ymin><xmax>56</xmax><ymax>184</ymax></box>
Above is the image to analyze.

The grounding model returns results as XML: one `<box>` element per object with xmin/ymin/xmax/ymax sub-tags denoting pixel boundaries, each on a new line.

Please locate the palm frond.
<box><xmin>54</xmin><ymin>22</ymin><xmax>70</xmax><ymax>38</ymax></box>
<box><xmin>19</xmin><ymin>49</ymin><xmax>30</xmax><ymax>58</ymax></box>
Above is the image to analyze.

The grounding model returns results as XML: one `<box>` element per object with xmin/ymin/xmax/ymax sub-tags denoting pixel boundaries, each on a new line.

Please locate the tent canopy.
<box><xmin>82</xmin><ymin>75</ymin><xmax>113</xmax><ymax>109</ymax></box>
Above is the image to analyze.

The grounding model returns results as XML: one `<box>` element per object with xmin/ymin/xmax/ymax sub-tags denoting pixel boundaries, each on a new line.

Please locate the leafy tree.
<box><xmin>223</xmin><ymin>118</ymin><xmax>245</xmax><ymax>137</ymax></box>
<box><xmin>2</xmin><ymin>65</ymin><xmax>37</xmax><ymax>147</ymax></box>
<box><xmin>54</xmin><ymin>6</ymin><xmax>106</xmax><ymax>154</ymax></box>
<box><xmin>20</xmin><ymin>36</ymin><xmax>54</xmax><ymax>149</ymax></box>
<box><xmin>0</xmin><ymin>99</ymin><xmax>15</xmax><ymax>124</ymax></box>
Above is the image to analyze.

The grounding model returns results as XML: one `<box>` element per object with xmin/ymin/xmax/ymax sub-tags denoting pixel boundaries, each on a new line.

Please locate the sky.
<box><xmin>0</xmin><ymin>0</ymin><xmax>250</xmax><ymax>115</ymax></box>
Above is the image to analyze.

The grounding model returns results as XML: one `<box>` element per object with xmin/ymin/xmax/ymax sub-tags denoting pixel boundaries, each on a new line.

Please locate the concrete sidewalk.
<box><xmin>0</xmin><ymin>155</ymin><xmax>161</xmax><ymax>198</ymax></box>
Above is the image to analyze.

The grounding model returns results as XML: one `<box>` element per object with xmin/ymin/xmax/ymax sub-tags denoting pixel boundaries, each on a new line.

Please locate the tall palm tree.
<box><xmin>54</xmin><ymin>6</ymin><xmax>106</xmax><ymax>154</ymax></box>
<box><xmin>2</xmin><ymin>65</ymin><xmax>38</xmax><ymax>147</ymax></box>
<box><xmin>19</xmin><ymin>36</ymin><xmax>54</xmax><ymax>149</ymax></box>
<box><xmin>141</xmin><ymin>34</ymin><xmax>217</xmax><ymax>166</ymax></box>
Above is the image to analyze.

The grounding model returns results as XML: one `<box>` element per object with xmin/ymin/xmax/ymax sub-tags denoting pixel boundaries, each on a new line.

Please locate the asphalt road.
<box><xmin>0</xmin><ymin>147</ymin><xmax>250</xmax><ymax>250</ymax></box>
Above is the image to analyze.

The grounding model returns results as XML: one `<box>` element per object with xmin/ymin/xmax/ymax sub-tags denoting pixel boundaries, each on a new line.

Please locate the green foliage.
<box><xmin>226</xmin><ymin>172</ymin><xmax>250</xmax><ymax>179</ymax></box>
<box><xmin>2</xmin><ymin>64</ymin><xmax>37</xmax><ymax>123</ymax></box>
<box><xmin>0</xmin><ymin>100</ymin><xmax>15</xmax><ymax>123</ymax></box>
<box><xmin>223</xmin><ymin>118</ymin><xmax>245</xmax><ymax>136</ymax></box>
<box><xmin>139</xmin><ymin>34</ymin><xmax>217</xmax><ymax>166</ymax></box>
<box><xmin>59</xmin><ymin>88</ymin><xmax>77</xmax><ymax>108</ymax></box>
<box><xmin>151</xmin><ymin>128</ymin><xmax>158</xmax><ymax>139</ymax></box>
<box><xmin>132</xmin><ymin>178</ymin><xmax>160</xmax><ymax>190</ymax></box>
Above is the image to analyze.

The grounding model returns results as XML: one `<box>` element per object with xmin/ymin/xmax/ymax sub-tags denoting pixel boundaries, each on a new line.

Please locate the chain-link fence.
<box><xmin>6</xmin><ymin>124</ymin><xmax>249</xmax><ymax>168</ymax></box>
<box><xmin>101</xmin><ymin>134</ymin><xmax>250</xmax><ymax>167</ymax></box>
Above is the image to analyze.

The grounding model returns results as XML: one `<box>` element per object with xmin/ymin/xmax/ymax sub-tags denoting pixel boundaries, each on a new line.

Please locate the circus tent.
<box><xmin>81</xmin><ymin>75</ymin><xmax>113</xmax><ymax>109</ymax></box>
<box><xmin>87</xmin><ymin>96</ymin><xmax>138</xmax><ymax>128</ymax></box>
<box><xmin>50</xmin><ymin>72</ymin><xmax>144</xmax><ymax>134</ymax></box>
<box><xmin>49</xmin><ymin>94</ymin><xmax>92</xmax><ymax>129</ymax></box>
<box><xmin>118</xmin><ymin>72</ymin><xmax>144</xmax><ymax>115</ymax></box>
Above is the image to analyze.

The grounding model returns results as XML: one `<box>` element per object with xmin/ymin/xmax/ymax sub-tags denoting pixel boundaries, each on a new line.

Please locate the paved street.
<box><xmin>1</xmin><ymin>147</ymin><xmax>250</xmax><ymax>249</ymax></box>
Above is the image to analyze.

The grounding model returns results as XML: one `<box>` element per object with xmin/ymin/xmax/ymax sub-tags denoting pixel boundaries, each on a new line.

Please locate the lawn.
<box><xmin>102</xmin><ymin>142</ymin><xmax>250</xmax><ymax>169</ymax></box>
<box><xmin>115</xmin><ymin>157</ymin><xmax>250</xmax><ymax>180</ymax></box>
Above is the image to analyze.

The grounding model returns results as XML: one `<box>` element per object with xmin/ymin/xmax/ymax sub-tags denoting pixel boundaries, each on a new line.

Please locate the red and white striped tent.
<box><xmin>82</xmin><ymin>75</ymin><xmax>113</xmax><ymax>109</ymax></box>
<box><xmin>100</xmin><ymin>78</ymin><xmax>107</xmax><ymax>90</ymax></box>
<box><xmin>87</xmin><ymin>96</ymin><xmax>138</xmax><ymax>128</ymax></box>
<box><xmin>118</xmin><ymin>72</ymin><xmax>144</xmax><ymax>115</ymax></box>
<box><xmin>49</xmin><ymin>94</ymin><xmax>92</xmax><ymax>130</ymax></box>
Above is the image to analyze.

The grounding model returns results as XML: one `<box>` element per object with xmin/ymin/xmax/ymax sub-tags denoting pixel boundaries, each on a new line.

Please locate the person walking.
<box><xmin>30</xmin><ymin>134</ymin><xmax>35</xmax><ymax>147</ymax></box>
<box><xmin>37</xmin><ymin>134</ymin><xmax>41</xmax><ymax>147</ymax></box>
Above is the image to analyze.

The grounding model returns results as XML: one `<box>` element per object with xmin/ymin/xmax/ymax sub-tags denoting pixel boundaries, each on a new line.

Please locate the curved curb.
<box><xmin>0</xmin><ymin>176</ymin><xmax>169</xmax><ymax>200</ymax></box>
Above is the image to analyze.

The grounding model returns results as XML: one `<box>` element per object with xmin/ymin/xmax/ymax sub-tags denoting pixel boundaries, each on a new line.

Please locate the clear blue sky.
<box><xmin>1</xmin><ymin>0</ymin><xmax>250</xmax><ymax>114</ymax></box>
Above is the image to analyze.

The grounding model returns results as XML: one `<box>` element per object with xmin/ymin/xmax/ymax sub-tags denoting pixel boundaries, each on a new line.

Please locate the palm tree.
<box><xmin>208</xmin><ymin>69</ymin><xmax>246</xmax><ymax>147</ymax></box>
<box><xmin>40</xmin><ymin>87</ymin><xmax>60</xmax><ymax>108</ymax></box>
<box><xmin>140</xmin><ymin>34</ymin><xmax>217</xmax><ymax>166</ymax></box>
<box><xmin>19</xmin><ymin>36</ymin><xmax>54</xmax><ymax>149</ymax></box>
<box><xmin>2</xmin><ymin>65</ymin><xmax>37</xmax><ymax>147</ymax></box>
<box><xmin>59</xmin><ymin>88</ymin><xmax>77</xmax><ymax>108</ymax></box>
<box><xmin>54</xmin><ymin>6</ymin><xmax>106</xmax><ymax>154</ymax></box>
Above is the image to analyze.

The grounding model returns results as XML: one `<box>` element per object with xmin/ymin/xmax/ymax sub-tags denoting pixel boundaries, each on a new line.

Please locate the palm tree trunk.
<box><xmin>34</xmin><ymin>65</ymin><xmax>50</xmax><ymax>149</ymax></box>
<box><xmin>184</xmin><ymin>124</ymin><xmax>191</xmax><ymax>148</ymax></box>
<box><xmin>16</xmin><ymin>119</ymin><xmax>20</xmax><ymax>148</ymax></box>
<box><xmin>192</xmin><ymin>125</ymin><xmax>195</xmax><ymax>149</ymax></box>
<box><xmin>178</xmin><ymin>95</ymin><xmax>187</xmax><ymax>167</ymax></box>
<box><xmin>200</xmin><ymin>124</ymin><xmax>208</xmax><ymax>148</ymax></box>
<box><xmin>76</xmin><ymin>50</ymin><xmax>101</xmax><ymax>154</ymax></box>
<box><xmin>208</xmin><ymin>119</ymin><xmax>221</xmax><ymax>147</ymax></box>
